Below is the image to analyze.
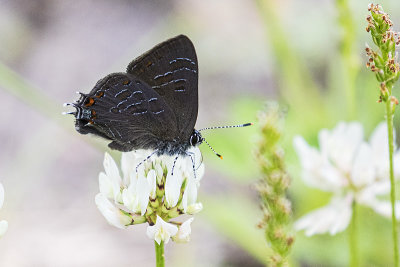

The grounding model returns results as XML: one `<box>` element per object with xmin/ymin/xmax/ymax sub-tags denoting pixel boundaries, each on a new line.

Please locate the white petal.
<box><xmin>122</xmin><ymin>188</ymin><xmax>135</xmax><ymax>211</ymax></box>
<box><xmin>155</xmin><ymin>164</ymin><xmax>164</xmax><ymax>184</ymax></box>
<box><xmin>103</xmin><ymin>153</ymin><xmax>122</xmax><ymax>202</ymax></box>
<box><xmin>350</xmin><ymin>143</ymin><xmax>375</xmax><ymax>187</ymax></box>
<box><xmin>0</xmin><ymin>220</ymin><xmax>7</xmax><ymax>237</ymax></box>
<box><xmin>360</xmin><ymin>195</ymin><xmax>400</xmax><ymax>219</ymax></box>
<box><xmin>293</xmin><ymin>136</ymin><xmax>344</xmax><ymax>191</ymax></box>
<box><xmin>195</xmin><ymin>163</ymin><xmax>205</xmax><ymax>181</ymax></box>
<box><xmin>147</xmin><ymin>170</ymin><xmax>157</xmax><ymax>199</ymax></box>
<box><xmin>165</xmin><ymin>171</ymin><xmax>182</xmax><ymax>208</ymax></box>
<box><xmin>370</xmin><ymin>122</ymin><xmax>391</xmax><ymax>154</ymax></box>
<box><xmin>319</xmin><ymin>122</ymin><xmax>363</xmax><ymax>173</ymax></box>
<box><xmin>146</xmin><ymin>216</ymin><xmax>178</xmax><ymax>244</ymax></box>
<box><xmin>104</xmin><ymin>153</ymin><xmax>121</xmax><ymax>184</ymax></box>
<box><xmin>98</xmin><ymin>172</ymin><xmax>117</xmax><ymax>200</ymax></box>
<box><xmin>186</xmin><ymin>203</ymin><xmax>203</xmax><ymax>215</ymax></box>
<box><xmin>370</xmin><ymin>122</ymin><xmax>392</xmax><ymax>179</ymax></box>
<box><xmin>122</xmin><ymin>176</ymin><xmax>139</xmax><ymax>212</ymax></box>
<box><xmin>295</xmin><ymin>195</ymin><xmax>353</xmax><ymax>236</ymax></box>
<box><xmin>182</xmin><ymin>177</ymin><xmax>198</xmax><ymax>212</ymax></box>
<box><xmin>0</xmin><ymin>183</ymin><xmax>4</xmax><ymax>209</ymax></box>
<box><xmin>137</xmin><ymin>175</ymin><xmax>150</xmax><ymax>215</ymax></box>
<box><xmin>172</xmin><ymin>218</ymin><xmax>194</xmax><ymax>243</ymax></box>
<box><xmin>95</xmin><ymin>194</ymin><xmax>131</xmax><ymax>229</ymax></box>
<box><xmin>121</xmin><ymin>151</ymin><xmax>137</xmax><ymax>184</ymax></box>
<box><xmin>358</xmin><ymin>181</ymin><xmax>390</xmax><ymax>198</ymax></box>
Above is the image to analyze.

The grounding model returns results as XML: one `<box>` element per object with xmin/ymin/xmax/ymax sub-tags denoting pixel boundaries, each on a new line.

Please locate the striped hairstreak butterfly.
<box><xmin>64</xmin><ymin>35</ymin><xmax>252</xmax><ymax>165</ymax></box>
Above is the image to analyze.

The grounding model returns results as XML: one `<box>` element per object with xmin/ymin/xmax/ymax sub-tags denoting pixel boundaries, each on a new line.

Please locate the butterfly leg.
<box><xmin>185</xmin><ymin>151</ymin><xmax>197</xmax><ymax>179</ymax></box>
<box><xmin>171</xmin><ymin>155</ymin><xmax>179</xmax><ymax>175</ymax></box>
<box><xmin>135</xmin><ymin>150</ymin><xmax>158</xmax><ymax>173</ymax></box>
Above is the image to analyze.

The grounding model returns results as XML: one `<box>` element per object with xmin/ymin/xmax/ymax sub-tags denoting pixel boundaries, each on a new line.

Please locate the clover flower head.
<box><xmin>95</xmin><ymin>147</ymin><xmax>204</xmax><ymax>243</ymax></box>
<box><xmin>294</xmin><ymin>121</ymin><xmax>400</xmax><ymax>236</ymax></box>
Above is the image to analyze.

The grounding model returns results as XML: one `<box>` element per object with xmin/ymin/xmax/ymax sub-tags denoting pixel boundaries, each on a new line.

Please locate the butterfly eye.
<box><xmin>189</xmin><ymin>134</ymin><xmax>196</xmax><ymax>146</ymax></box>
<box><xmin>189</xmin><ymin>130</ymin><xmax>202</xmax><ymax>146</ymax></box>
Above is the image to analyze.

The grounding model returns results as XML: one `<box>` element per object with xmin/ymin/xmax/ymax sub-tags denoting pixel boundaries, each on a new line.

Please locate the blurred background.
<box><xmin>0</xmin><ymin>0</ymin><xmax>400</xmax><ymax>266</ymax></box>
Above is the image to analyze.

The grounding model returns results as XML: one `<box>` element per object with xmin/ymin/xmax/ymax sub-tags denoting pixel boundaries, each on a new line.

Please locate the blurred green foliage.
<box><xmin>204</xmin><ymin>0</ymin><xmax>400</xmax><ymax>266</ymax></box>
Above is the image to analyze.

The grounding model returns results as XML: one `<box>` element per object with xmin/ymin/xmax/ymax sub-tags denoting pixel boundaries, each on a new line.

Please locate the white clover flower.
<box><xmin>294</xmin><ymin>122</ymin><xmax>400</xmax><ymax>236</ymax></box>
<box><xmin>95</xmin><ymin>147</ymin><xmax>204</xmax><ymax>243</ymax></box>
<box><xmin>0</xmin><ymin>183</ymin><xmax>7</xmax><ymax>237</ymax></box>
<box><xmin>172</xmin><ymin>218</ymin><xmax>194</xmax><ymax>243</ymax></box>
<box><xmin>146</xmin><ymin>215</ymin><xmax>178</xmax><ymax>245</ymax></box>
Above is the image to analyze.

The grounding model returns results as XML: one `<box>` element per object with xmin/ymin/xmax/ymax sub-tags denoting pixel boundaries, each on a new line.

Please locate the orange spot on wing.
<box><xmin>95</xmin><ymin>91</ymin><xmax>104</xmax><ymax>98</ymax></box>
<box><xmin>85</xmin><ymin>97</ymin><xmax>95</xmax><ymax>107</ymax></box>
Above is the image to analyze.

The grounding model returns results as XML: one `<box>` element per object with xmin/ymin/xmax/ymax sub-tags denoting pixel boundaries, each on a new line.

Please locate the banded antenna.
<box><xmin>202</xmin><ymin>138</ymin><xmax>223</xmax><ymax>159</ymax></box>
<box><xmin>199</xmin><ymin>122</ymin><xmax>253</xmax><ymax>159</ymax></box>
<box><xmin>198</xmin><ymin>122</ymin><xmax>253</xmax><ymax>132</ymax></box>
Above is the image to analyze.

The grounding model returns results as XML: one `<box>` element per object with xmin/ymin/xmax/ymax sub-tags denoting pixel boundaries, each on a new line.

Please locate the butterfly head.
<box><xmin>189</xmin><ymin>129</ymin><xmax>203</xmax><ymax>146</ymax></box>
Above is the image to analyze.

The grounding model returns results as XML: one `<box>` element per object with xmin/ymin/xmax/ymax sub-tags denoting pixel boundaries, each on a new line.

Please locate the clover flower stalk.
<box><xmin>255</xmin><ymin>104</ymin><xmax>294</xmax><ymax>267</ymax></box>
<box><xmin>95</xmin><ymin>148</ymin><xmax>204</xmax><ymax>267</ymax></box>
<box><xmin>294</xmin><ymin>121</ymin><xmax>400</xmax><ymax>266</ymax></box>
<box><xmin>365</xmin><ymin>4</ymin><xmax>400</xmax><ymax>265</ymax></box>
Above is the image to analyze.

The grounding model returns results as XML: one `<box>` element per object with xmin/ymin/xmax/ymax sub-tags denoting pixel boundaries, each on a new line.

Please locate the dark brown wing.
<box><xmin>74</xmin><ymin>73</ymin><xmax>179</xmax><ymax>152</ymax></box>
<box><xmin>126</xmin><ymin>35</ymin><xmax>198</xmax><ymax>143</ymax></box>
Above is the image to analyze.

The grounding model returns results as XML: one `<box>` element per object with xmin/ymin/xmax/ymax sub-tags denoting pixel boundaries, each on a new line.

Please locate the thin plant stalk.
<box><xmin>365</xmin><ymin>4</ymin><xmax>400</xmax><ymax>265</ymax></box>
<box><xmin>386</xmin><ymin>99</ymin><xmax>399</xmax><ymax>266</ymax></box>
<box><xmin>155</xmin><ymin>241</ymin><xmax>165</xmax><ymax>267</ymax></box>
<box><xmin>336</xmin><ymin>0</ymin><xmax>359</xmax><ymax>119</ymax></box>
<box><xmin>349</xmin><ymin>201</ymin><xmax>358</xmax><ymax>267</ymax></box>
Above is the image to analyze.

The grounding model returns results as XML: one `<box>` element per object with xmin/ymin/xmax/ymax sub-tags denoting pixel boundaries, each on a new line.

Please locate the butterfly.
<box><xmin>64</xmin><ymin>35</ymin><xmax>251</xmax><ymax>165</ymax></box>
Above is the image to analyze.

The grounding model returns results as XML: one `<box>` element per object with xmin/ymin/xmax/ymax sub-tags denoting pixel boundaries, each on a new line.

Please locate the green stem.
<box><xmin>336</xmin><ymin>0</ymin><xmax>358</xmax><ymax>120</ymax></box>
<box><xmin>155</xmin><ymin>241</ymin><xmax>165</xmax><ymax>267</ymax></box>
<box><xmin>349</xmin><ymin>201</ymin><xmax>358</xmax><ymax>267</ymax></box>
<box><xmin>386</xmin><ymin>99</ymin><xmax>399</xmax><ymax>267</ymax></box>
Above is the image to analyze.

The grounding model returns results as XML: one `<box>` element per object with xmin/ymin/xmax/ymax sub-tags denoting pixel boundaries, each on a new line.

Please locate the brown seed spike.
<box><xmin>122</xmin><ymin>80</ymin><xmax>130</xmax><ymax>85</ymax></box>
<box><xmin>146</xmin><ymin>61</ymin><xmax>153</xmax><ymax>67</ymax></box>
